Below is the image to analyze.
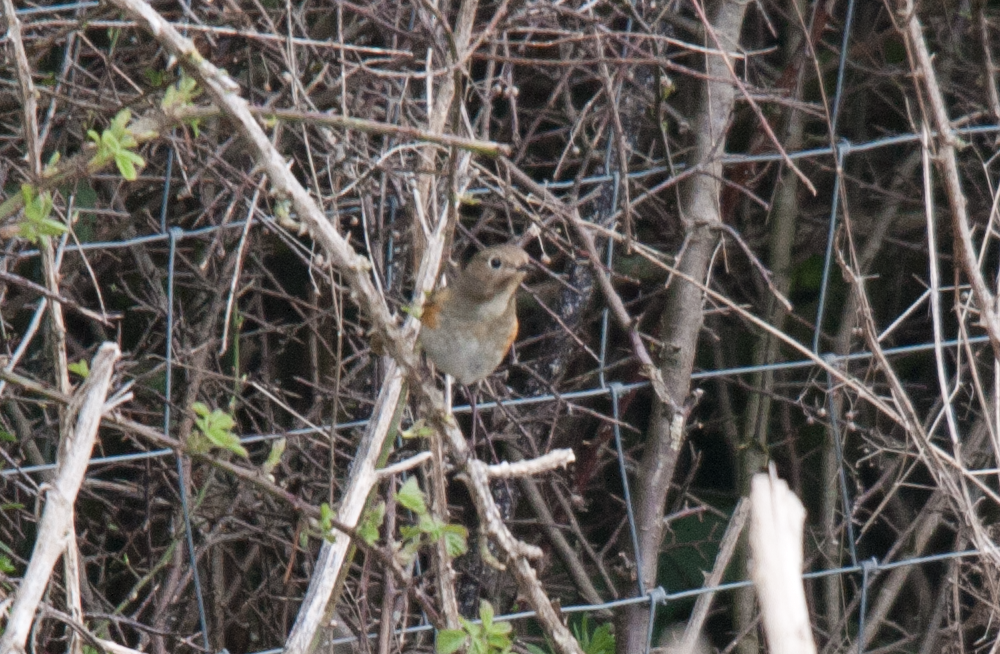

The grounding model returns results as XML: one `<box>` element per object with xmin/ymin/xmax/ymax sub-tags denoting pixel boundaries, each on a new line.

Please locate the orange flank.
<box><xmin>420</xmin><ymin>290</ymin><xmax>446</xmax><ymax>330</ymax></box>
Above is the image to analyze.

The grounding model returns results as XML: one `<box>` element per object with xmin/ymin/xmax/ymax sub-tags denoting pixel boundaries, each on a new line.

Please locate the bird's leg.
<box><xmin>462</xmin><ymin>382</ymin><xmax>478</xmax><ymax>448</ymax></box>
<box><xmin>444</xmin><ymin>374</ymin><xmax>453</xmax><ymax>414</ymax></box>
<box><xmin>475</xmin><ymin>380</ymin><xmax>505</xmax><ymax>464</ymax></box>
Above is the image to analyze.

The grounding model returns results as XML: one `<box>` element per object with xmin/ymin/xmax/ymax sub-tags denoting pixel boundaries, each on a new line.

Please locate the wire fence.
<box><xmin>4</xmin><ymin>0</ymin><xmax>998</xmax><ymax>651</ymax></box>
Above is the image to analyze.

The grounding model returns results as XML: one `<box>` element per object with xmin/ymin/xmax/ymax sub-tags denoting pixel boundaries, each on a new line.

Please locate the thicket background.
<box><xmin>3</xmin><ymin>0</ymin><xmax>1000</xmax><ymax>653</ymax></box>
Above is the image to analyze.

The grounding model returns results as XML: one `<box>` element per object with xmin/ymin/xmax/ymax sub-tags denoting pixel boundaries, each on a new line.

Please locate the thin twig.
<box><xmin>680</xmin><ymin>497</ymin><xmax>750</xmax><ymax>651</ymax></box>
<box><xmin>0</xmin><ymin>270</ymin><xmax>116</xmax><ymax>326</ymax></box>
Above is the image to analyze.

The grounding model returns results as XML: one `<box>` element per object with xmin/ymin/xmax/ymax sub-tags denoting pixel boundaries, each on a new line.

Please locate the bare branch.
<box><xmin>0</xmin><ymin>343</ymin><xmax>120</xmax><ymax>654</ymax></box>
<box><xmin>485</xmin><ymin>449</ymin><xmax>575</xmax><ymax>479</ymax></box>
<box><xmin>749</xmin><ymin>467</ymin><xmax>817</xmax><ymax>654</ymax></box>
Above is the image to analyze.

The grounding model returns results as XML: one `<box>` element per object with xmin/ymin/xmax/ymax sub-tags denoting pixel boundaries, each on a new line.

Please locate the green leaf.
<box><xmin>87</xmin><ymin>109</ymin><xmax>144</xmax><ymax>179</ymax></box>
<box><xmin>399</xmin><ymin>524</ymin><xmax>421</xmax><ymax>542</ymax></box>
<box><xmin>452</xmin><ymin>601</ymin><xmax>511</xmax><ymax>654</ymax></box>
<box><xmin>0</xmin><ymin>429</ymin><xmax>16</xmax><ymax>443</ymax></box>
<box><xmin>214</xmin><ymin>431</ymin><xmax>246</xmax><ymax>457</ymax></box>
<box><xmin>358</xmin><ymin>502</ymin><xmax>385</xmax><ymax>546</ymax></box>
<box><xmin>442</xmin><ymin>523</ymin><xmax>468</xmax><ymax>557</ymax></box>
<box><xmin>400</xmin><ymin>420</ymin><xmax>434</xmax><ymax>440</ymax></box>
<box><xmin>274</xmin><ymin>198</ymin><xmax>292</xmax><ymax>223</ymax></box>
<box><xmin>0</xmin><ymin>554</ymin><xmax>14</xmax><ymax>574</ymax></box>
<box><xmin>144</xmin><ymin>68</ymin><xmax>165</xmax><ymax>86</ymax></box>
<box><xmin>162</xmin><ymin>72</ymin><xmax>200</xmax><ymax>111</ymax></box>
<box><xmin>319</xmin><ymin>502</ymin><xmax>335</xmax><ymax>531</ymax></box>
<box><xmin>583</xmin><ymin>624</ymin><xmax>614</xmax><ymax>654</ymax></box>
<box><xmin>114</xmin><ymin>149</ymin><xmax>145</xmax><ymax>181</ymax></box>
<box><xmin>418</xmin><ymin>513</ymin><xmax>444</xmax><ymax>540</ymax></box>
<box><xmin>459</xmin><ymin>618</ymin><xmax>483</xmax><ymax>653</ymax></box>
<box><xmin>318</xmin><ymin>503</ymin><xmax>338</xmax><ymax>543</ymax></box>
<box><xmin>18</xmin><ymin>184</ymin><xmax>65</xmax><ymax>243</ymax></box>
<box><xmin>116</xmin><ymin>156</ymin><xmax>137</xmax><ymax>181</ymax></box>
<box><xmin>43</xmin><ymin>151</ymin><xmax>61</xmax><ymax>175</ymax></box>
<box><xmin>486</xmin><ymin>634</ymin><xmax>511</xmax><ymax>654</ymax></box>
<box><xmin>436</xmin><ymin>629</ymin><xmax>467</xmax><ymax>654</ymax></box>
<box><xmin>569</xmin><ymin>617</ymin><xmax>614</xmax><ymax>654</ymax></box>
<box><xmin>100</xmin><ymin>129</ymin><xmax>121</xmax><ymax>154</ymax></box>
<box><xmin>68</xmin><ymin>359</ymin><xmax>90</xmax><ymax>379</ymax></box>
<box><xmin>488</xmin><ymin>621</ymin><xmax>512</xmax><ymax>637</ymax></box>
<box><xmin>22</xmin><ymin>184</ymin><xmax>51</xmax><ymax>222</ymax></box>
<box><xmin>395</xmin><ymin>476</ymin><xmax>428</xmax><ymax>515</ymax></box>
<box><xmin>261</xmin><ymin>437</ymin><xmax>286</xmax><ymax>475</ymax></box>
<box><xmin>479</xmin><ymin>601</ymin><xmax>495</xmax><ymax>629</ymax></box>
<box><xmin>110</xmin><ymin>109</ymin><xmax>131</xmax><ymax>134</ymax></box>
<box><xmin>191</xmin><ymin>403</ymin><xmax>247</xmax><ymax>458</ymax></box>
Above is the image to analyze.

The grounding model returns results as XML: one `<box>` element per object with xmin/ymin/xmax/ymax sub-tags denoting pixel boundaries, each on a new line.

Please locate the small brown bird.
<box><xmin>419</xmin><ymin>244</ymin><xmax>531</xmax><ymax>385</ymax></box>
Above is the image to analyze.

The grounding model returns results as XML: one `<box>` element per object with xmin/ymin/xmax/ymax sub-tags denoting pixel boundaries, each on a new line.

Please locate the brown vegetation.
<box><xmin>3</xmin><ymin>1</ymin><xmax>1000</xmax><ymax>653</ymax></box>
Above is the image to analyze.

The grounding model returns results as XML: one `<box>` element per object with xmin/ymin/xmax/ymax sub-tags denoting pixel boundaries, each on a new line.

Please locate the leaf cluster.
<box><xmin>436</xmin><ymin>601</ymin><xmax>513</xmax><ymax>654</ymax></box>
<box><xmin>189</xmin><ymin>402</ymin><xmax>248</xmax><ymax>458</ymax></box>
<box><xmin>87</xmin><ymin>109</ymin><xmax>146</xmax><ymax>181</ymax></box>
<box><xmin>17</xmin><ymin>184</ymin><xmax>64</xmax><ymax>243</ymax></box>
<box><xmin>359</xmin><ymin>476</ymin><xmax>469</xmax><ymax>564</ymax></box>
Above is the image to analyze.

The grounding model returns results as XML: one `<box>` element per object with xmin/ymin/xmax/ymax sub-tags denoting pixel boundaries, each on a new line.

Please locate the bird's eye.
<box><xmin>489</xmin><ymin>257</ymin><xmax>502</xmax><ymax>269</ymax></box>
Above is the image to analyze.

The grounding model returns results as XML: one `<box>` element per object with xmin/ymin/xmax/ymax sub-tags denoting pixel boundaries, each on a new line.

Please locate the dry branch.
<box><xmin>485</xmin><ymin>449</ymin><xmax>575</xmax><ymax>479</ymax></box>
<box><xmin>679</xmin><ymin>497</ymin><xmax>750</xmax><ymax>651</ymax></box>
<box><xmin>898</xmin><ymin>0</ymin><xmax>1000</xmax><ymax>359</ymax></box>
<box><xmin>749</xmin><ymin>467</ymin><xmax>817</xmax><ymax>654</ymax></box>
<box><xmin>0</xmin><ymin>343</ymin><xmax>120</xmax><ymax>654</ymax></box>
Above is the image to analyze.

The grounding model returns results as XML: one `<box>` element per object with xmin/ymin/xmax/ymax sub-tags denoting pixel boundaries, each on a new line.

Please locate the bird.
<box><xmin>418</xmin><ymin>244</ymin><xmax>531</xmax><ymax>385</ymax></box>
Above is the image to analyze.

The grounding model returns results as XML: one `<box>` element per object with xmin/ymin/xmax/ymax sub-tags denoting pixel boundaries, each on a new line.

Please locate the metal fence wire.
<box><xmin>4</xmin><ymin>0</ymin><xmax>1000</xmax><ymax>652</ymax></box>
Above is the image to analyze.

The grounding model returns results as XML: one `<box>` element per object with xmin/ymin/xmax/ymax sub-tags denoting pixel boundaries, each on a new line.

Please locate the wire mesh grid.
<box><xmin>4</xmin><ymin>0</ymin><xmax>999</xmax><ymax>651</ymax></box>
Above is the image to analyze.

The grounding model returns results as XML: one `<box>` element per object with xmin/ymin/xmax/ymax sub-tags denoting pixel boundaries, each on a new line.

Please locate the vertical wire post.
<box><xmin>598</xmin><ymin>171</ymin><xmax>620</xmax><ymax>389</ymax></box>
<box><xmin>811</xmin><ymin>142</ymin><xmax>847</xmax><ymax>354</ymax></box>
<box><xmin>166</xmin><ymin>227</ymin><xmax>211</xmax><ymax>650</ymax></box>
<box><xmin>825</xmin><ymin>362</ymin><xmax>859</xmax><ymax>568</ymax></box>
<box><xmin>610</xmin><ymin>382</ymin><xmax>645</xmax><ymax>593</ymax></box>
<box><xmin>857</xmin><ymin>557</ymin><xmax>877</xmax><ymax>654</ymax></box>
<box><xmin>644</xmin><ymin>587</ymin><xmax>666</xmax><ymax>654</ymax></box>
<box><xmin>812</xmin><ymin>0</ymin><xmax>857</xmax><ymax>353</ymax></box>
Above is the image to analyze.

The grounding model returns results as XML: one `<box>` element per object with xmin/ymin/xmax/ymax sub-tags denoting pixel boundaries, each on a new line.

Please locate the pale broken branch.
<box><xmin>377</xmin><ymin>452</ymin><xmax>434</xmax><ymax>478</ymax></box>
<box><xmin>485</xmin><ymin>449</ymin><xmax>576</xmax><ymax>479</ymax></box>
<box><xmin>0</xmin><ymin>343</ymin><xmax>121</xmax><ymax>654</ymax></box>
<box><xmin>462</xmin><ymin>460</ymin><xmax>545</xmax><ymax>561</ymax></box>
<box><xmin>749</xmin><ymin>466</ymin><xmax>817</xmax><ymax>654</ymax></box>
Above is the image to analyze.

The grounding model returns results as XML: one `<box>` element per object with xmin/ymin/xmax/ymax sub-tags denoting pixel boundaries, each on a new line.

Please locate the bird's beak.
<box><xmin>517</xmin><ymin>262</ymin><xmax>533</xmax><ymax>273</ymax></box>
